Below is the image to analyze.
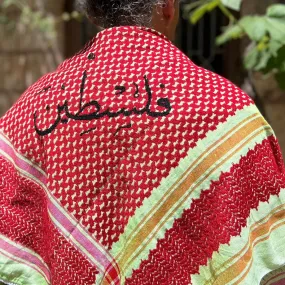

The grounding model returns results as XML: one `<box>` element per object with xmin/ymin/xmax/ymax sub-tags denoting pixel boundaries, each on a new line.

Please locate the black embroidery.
<box><xmin>133</xmin><ymin>82</ymin><xmax>139</xmax><ymax>98</ymax></box>
<box><xmin>37</xmin><ymin>86</ymin><xmax>51</xmax><ymax>95</ymax></box>
<box><xmin>88</xmin><ymin>53</ymin><xmax>95</xmax><ymax>60</ymax></box>
<box><xmin>61</xmin><ymin>118</ymin><xmax>68</xmax><ymax>124</ymax></box>
<box><xmin>115</xmin><ymin>86</ymin><xmax>126</xmax><ymax>95</ymax></box>
<box><xmin>33</xmin><ymin>71</ymin><xmax>172</xmax><ymax>137</ymax></box>
<box><xmin>79</xmin><ymin>70</ymin><xmax>88</xmax><ymax>113</ymax></box>
<box><xmin>114</xmin><ymin>123</ymin><xmax>132</xmax><ymax>136</ymax></box>
<box><xmin>80</xmin><ymin>127</ymin><xmax>97</xmax><ymax>136</ymax></box>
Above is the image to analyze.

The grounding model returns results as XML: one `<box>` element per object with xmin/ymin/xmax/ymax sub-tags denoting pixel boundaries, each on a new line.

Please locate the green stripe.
<box><xmin>123</xmin><ymin>124</ymin><xmax>272</xmax><ymax>279</ymax></box>
<box><xmin>0</xmin><ymin>251</ymin><xmax>49</xmax><ymax>285</ymax></box>
<box><xmin>111</xmin><ymin>104</ymin><xmax>258</xmax><ymax>255</ymax></box>
<box><xmin>233</xmin><ymin>222</ymin><xmax>285</xmax><ymax>285</ymax></box>
<box><xmin>110</xmin><ymin>104</ymin><xmax>272</xmax><ymax>280</ymax></box>
<box><xmin>191</xmin><ymin>189</ymin><xmax>285</xmax><ymax>285</ymax></box>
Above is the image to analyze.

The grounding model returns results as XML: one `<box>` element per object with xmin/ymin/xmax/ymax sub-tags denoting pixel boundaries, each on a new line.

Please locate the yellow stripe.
<box><xmin>205</xmin><ymin>203</ymin><xmax>285</xmax><ymax>284</ymax></box>
<box><xmin>116</xmin><ymin>112</ymin><xmax>259</xmax><ymax>257</ymax></box>
<box><xmin>103</xmin><ymin>112</ymin><xmax>261</xmax><ymax>284</ymax></box>
<box><xmin>123</xmin><ymin>124</ymin><xmax>269</xmax><ymax>273</ymax></box>
<box><xmin>212</xmin><ymin>210</ymin><xmax>285</xmax><ymax>285</ymax></box>
<box><xmin>111</xmin><ymin>115</ymin><xmax>269</xmax><ymax>278</ymax></box>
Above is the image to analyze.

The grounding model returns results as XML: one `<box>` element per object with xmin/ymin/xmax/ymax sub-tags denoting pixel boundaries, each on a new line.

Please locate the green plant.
<box><xmin>0</xmin><ymin>0</ymin><xmax>82</xmax><ymax>39</ymax></box>
<box><xmin>184</xmin><ymin>0</ymin><xmax>285</xmax><ymax>90</ymax></box>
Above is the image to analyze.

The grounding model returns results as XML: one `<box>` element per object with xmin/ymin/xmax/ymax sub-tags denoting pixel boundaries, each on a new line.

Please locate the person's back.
<box><xmin>0</xmin><ymin>1</ymin><xmax>285</xmax><ymax>285</ymax></box>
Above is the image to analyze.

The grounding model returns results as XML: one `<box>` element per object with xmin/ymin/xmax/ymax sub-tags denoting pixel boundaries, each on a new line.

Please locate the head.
<box><xmin>76</xmin><ymin>0</ymin><xmax>180</xmax><ymax>41</ymax></box>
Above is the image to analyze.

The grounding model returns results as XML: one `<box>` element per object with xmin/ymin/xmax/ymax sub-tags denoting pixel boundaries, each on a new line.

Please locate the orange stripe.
<box><xmin>205</xmin><ymin>203</ymin><xmax>285</xmax><ymax>284</ymax></box>
<box><xmin>232</xmin><ymin>221</ymin><xmax>285</xmax><ymax>285</ymax></box>
<box><xmin>102</xmin><ymin>115</ymin><xmax>262</xmax><ymax>283</ymax></box>
<box><xmin>212</xmin><ymin>210</ymin><xmax>285</xmax><ymax>285</ymax></box>
<box><xmin>123</xmin><ymin>126</ymin><xmax>270</xmax><ymax>273</ymax></box>
<box><xmin>116</xmin><ymin>116</ymin><xmax>269</xmax><ymax>274</ymax></box>
<box><xmin>116</xmin><ymin>113</ymin><xmax>259</xmax><ymax>260</ymax></box>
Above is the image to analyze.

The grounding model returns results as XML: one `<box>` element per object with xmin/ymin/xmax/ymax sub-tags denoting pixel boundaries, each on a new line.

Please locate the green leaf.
<box><xmin>184</xmin><ymin>1</ymin><xmax>205</xmax><ymax>13</ymax></box>
<box><xmin>269</xmin><ymin>40</ymin><xmax>283</xmax><ymax>56</ymax></box>
<box><xmin>207</xmin><ymin>0</ymin><xmax>220</xmax><ymax>11</ymax></box>
<box><xmin>266</xmin><ymin>18</ymin><xmax>285</xmax><ymax>44</ymax></box>
<box><xmin>244</xmin><ymin>46</ymin><xmax>259</xmax><ymax>70</ymax></box>
<box><xmin>254</xmin><ymin>50</ymin><xmax>272</xmax><ymax>71</ymax></box>
<box><xmin>221</xmin><ymin>0</ymin><xmax>242</xmax><ymax>11</ymax></box>
<box><xmin>275</xmin><ymin>72</ymin><xmax>285</xmax><ymax>90</ymax></box>
<box><xmin>190</xmin><ymin>3</ymin><xmax>209</xmax><ymax>24</ymax></box>
<box><xmin>239</xmin><ymin>16</ymin><xmax>267</xmax><ymax>42</ymax></box>
<box><xmin>281</xmin><ymin>62</ymin><xmax>285</xmax><ymax>73</ymax></box>
<box><xmin>216</xmin><ymin>24</ymin><xmax>244</xmax><ymax>45</ymax></box>
<box><xmin>262</xmin><ymin>46</ymin><xmax>285</xmax><ymax>74</ymax></box>
<box><xmin>190</xmin><ymin>0</ymin><xmax>220</xmax><ymax>24</ymax></box>
<box><xmin>244</xmin><ymin>47</ymin><xmax>259</xmax><ymax>70</ymax></box>
<box><xmin>274</xmin><ymin>46</ymin><xmax>285</xmax><ymax>69</ymax></box>
<box><xmin>267</xmin><ymin>4</ymin><xmax>285</xmax><ymax>18</ymax></box>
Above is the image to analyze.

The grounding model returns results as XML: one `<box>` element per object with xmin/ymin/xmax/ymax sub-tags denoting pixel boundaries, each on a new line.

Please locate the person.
<box><xmin>0</xmin><ymin>0</ymin><xmax>285</xmax><ymax>284</ymax></box>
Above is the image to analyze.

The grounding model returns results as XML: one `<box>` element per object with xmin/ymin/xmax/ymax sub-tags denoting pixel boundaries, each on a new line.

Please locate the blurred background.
<box><xmin>0</xmin><ymin>0</ymin><xmax>285</xmax><ymax>153</ymax></box>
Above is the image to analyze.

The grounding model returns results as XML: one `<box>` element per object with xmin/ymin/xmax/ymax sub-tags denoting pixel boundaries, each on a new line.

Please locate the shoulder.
<box><xmin>156</xmin><ymin>41</ymin><xmax>254</xmax><ymax>116</ymax></box>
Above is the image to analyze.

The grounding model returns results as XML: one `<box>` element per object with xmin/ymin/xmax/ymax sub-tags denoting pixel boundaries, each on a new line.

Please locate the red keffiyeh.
<box><xmin>0</xmin><ymin>26</ymin><xmax>285</xmax><ymax>285</ymax></box>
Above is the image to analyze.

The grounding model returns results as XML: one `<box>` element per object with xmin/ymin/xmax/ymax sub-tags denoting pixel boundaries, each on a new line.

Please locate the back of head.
<box><xmin>76</xmin><ymin>0</ymin><xmax>164</xmax><ymax>28</ymax></box>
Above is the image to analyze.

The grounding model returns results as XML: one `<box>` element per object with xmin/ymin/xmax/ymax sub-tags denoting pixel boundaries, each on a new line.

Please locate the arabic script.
<box><xmin>34</xmin><ymin>71</ymin><xmax>172</xmax><ymax>137</ymax></box>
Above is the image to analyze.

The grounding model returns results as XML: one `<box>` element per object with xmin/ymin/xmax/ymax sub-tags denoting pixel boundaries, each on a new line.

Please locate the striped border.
<box><xmin>0</xmin><ymin>104</ymin><xmax>275</xmax><ymax>285</ymax></box>
<box><xmin>0</xmin><ymin>234</ymin><xmax>50</xmax><ymax>285</ymax></box>
<box><xmin>216</xmin><ymin>214</ymin><xmax>285</xmax><ymax>285</ymax></box>
<box><xmin>107</xmin><ymin>104</ymin><xmax>273</xmax><ymax>283</ymax></box>
<box><xmin>191</xmin><ymin>190</ymin><xmax>285</xmax><ymax>285</ymax></box>
<box><xmin>0</xmin><ymin>130</ymin><xmax>120</xmax><ymax>284</ymax></box>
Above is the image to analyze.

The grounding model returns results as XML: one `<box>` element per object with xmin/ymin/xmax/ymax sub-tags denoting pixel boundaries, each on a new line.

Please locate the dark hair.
<box><xmin>76</xmin><ymin>0</ymin><xmax>164</xmax><ymax>28</ymax></box>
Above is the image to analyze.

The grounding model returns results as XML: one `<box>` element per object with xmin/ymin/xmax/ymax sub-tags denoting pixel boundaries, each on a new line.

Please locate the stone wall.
<box><xmin>0</xmin><ymin>0</ymin><xmax>65</xmax><ymax>115</ymax></box>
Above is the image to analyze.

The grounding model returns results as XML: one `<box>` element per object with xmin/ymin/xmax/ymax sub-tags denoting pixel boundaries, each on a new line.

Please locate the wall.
<box><xmin>0</xmin><ymin>0</ymin><xmax>65</xmax><ymax>115</ymax></box>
